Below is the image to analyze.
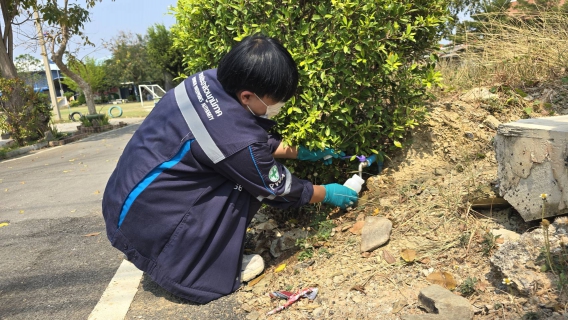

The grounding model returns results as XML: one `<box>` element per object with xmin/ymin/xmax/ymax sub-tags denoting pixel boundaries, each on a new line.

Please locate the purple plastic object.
<box><xmin>341</xmin><ymin>155</ymin><xmax>367</xmax><ymax>162</ymax></box>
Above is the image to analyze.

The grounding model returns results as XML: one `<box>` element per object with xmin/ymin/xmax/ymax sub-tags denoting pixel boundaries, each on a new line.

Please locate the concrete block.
<box><xmin>495</xmin><ymin>115</ymin><xmax>568</xmax><ymax>221</ymax></box>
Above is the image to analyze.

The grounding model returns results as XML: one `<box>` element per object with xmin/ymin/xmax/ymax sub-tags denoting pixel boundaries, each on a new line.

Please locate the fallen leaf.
<box><xmin>19</xmin><ymin>210</ymin><xmax>24</xmax><ymax>214</ymax></box>
<box><xmin>63</xmin><ymin>170</ymin><xmax>70</xmax><ymax>173</ymax></box>
<box><xmin>372</xmin><ymin>208</ymin><xmax>380</xmax><ymax>216</ymax></box>
<box><xmin>400</xmin><ymin>249</ymin><xmax>416</xmax><ymax>262</ymax></box>
<box><xmin>495</xmin><ymin>237</ymin><xmax>504</xmax><ymax>244</ymax></box>
<box><xmin>20</xmin><ymin>181</ymin><xmax>25</xmax><ymax>184</ymax></box>
<box><xmin>93</xmin><ymin>190</ymin><xmax>100</xmax><ymax>194</ymax></box>
<box><xmin>4</xmin><ymin>189</ymin><xmax>7</xmax><ymax>192</ymax></box>
<box><xmin>0</xmin><ymin>222</ymin><xmax>9</xmax><ymax>228</ymax></box>
<box><xmin>83</xmin><ymin>232</ymin><xmax>101</xmax><ymax>237</ymax></box>
<box><xmin>419</xmin><ymin>257</ymin><xmax>431</xmax><ymax>264</ymax></box>
<box><xmin>247</xmin><ymin>274</ymin><xmax>265</xmax><ymax>287</ymax></box>
<box><xmin>383</xmin><ymin>249</ymin><xmax>396</xmax><ymax>264</ymax></box>
<box><xmin>70</xmin><ymin>210</ymin><xmax>76</xmax><ymax>213</ymax></box>
<box><xmin>426</xmin><ymin>271</ymin><xmax>457</xmax><ymax>290</ymax></box>
<box><xmin>349</xmin><ymin>221</ymin><xmax>365</xmax><ymax>235</ymax></box>
<box><xmin>361</xmin><ymin>252</ymin><xmax>371</xmax><ymax>258</ymax></box>
<box><xmin>274</xmin><ymin>264</ymin><xmax>286</xmax><ymax>273</ymax></box>
<box><xmin>69</xmin><ymin>159</ymin><xmax>76</xmax><ymax>162</ymax></box>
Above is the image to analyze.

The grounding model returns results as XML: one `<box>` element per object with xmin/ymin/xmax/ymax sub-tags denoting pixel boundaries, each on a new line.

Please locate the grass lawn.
<box><xmin>52</xmin><ymin>101</ymin><xmax>154</xmax><ymax>123</ymax></box>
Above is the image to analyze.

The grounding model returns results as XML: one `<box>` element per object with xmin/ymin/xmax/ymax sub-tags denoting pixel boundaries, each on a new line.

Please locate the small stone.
<box><xmin>246</xmin><ymin>311</ymin><xmax>260</xmax><ymax>320</ymax></box>
<box><xmin>256</xmin><ymin>219</ymin><xmax>278</xmax><ymax>231</ymax></box>
<box><xmin>253</xmin><ymin>212</ymin><xmax>268</xmax><ymax>223</ymax></box>
<box><xmin>465</xmin><ymin>132</ymin><xmax>474</xmax><ymax>139</ymax></box>
<box><xmin>352</xmin><ymin>294</ymin><xmax>363</xmax><ymax>303</ymax></box>
<box><xmin>313</xmin><ymin>307</ymin><xmax>325</xmax><ymax>318</ymax></box>
<box><xmin>401</xmin><ymin>285</ymin><xmax>473</xmax><ymax>320</ymax></box>
<box><xmin>43</xmin><ymin>131</ymin><xmax>55</xmax><ymax>141</ymax></box>
<box><xmin>460</xmin><ymin>87</ymin><xmax>498</xmax><ymax>102</ymax></box>
<box><xmin>333</xmin><ymin>275</ymin><xmax>344</xmax><ymax>284</ymax></box>
<box><xmin>490</xmin><ymin>228</ymin><xmax>521</xmax><ymax>242</ymax></box>
<box><xmin>434</xmin><ymin>168</ymin><xmax>447</xmax><ymax>176</ymax></box>
<box><xmin>270</xmin><ymin>228</ymin><xmax>309</xmax><ymax>257</ymax></box>
<box><xmin>483</xmin><ymin>115</ymin><xmax>501</xmax><ymax>130</ymax></box>
<box><xmin>360</xmin><ymin>216</ymin><xmax>392</xmax><ymax>252</ymax></box>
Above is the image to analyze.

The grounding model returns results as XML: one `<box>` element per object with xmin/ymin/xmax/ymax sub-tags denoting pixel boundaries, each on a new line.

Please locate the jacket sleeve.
<box><xmin>266</xmin><ymin>134</ymin><xmax>282</xmax><ymax>154</ymax></box>
<box><xmin>211</xmin><ymin>142</ymin><xmax>313</xmax><ymax>209</ymax></box>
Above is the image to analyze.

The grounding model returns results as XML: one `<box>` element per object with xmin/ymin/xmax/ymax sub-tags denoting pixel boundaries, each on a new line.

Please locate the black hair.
<box><xmin>217</xmin><ymin>34</ymin><xmax>298</xmax><ymax>102</ymax></box>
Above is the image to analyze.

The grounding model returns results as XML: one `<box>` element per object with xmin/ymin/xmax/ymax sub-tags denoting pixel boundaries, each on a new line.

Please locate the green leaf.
<box><xmin>394</xmin><ymin>140</ymin><xmax>402</xmax><ymax>148</ymax></box>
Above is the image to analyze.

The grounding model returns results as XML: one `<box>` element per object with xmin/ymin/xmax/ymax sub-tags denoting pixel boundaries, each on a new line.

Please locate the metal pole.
<box><xmin>33</xmin><ymin>10</ymin><xmax>61</xmax><ymax>121</ymax></box>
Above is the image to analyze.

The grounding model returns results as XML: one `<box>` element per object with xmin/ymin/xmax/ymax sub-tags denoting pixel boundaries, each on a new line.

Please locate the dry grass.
<box><xmin>439</xmin><ymin>11</ymin><xmax>568</xmax><ymax>91</ymax></box>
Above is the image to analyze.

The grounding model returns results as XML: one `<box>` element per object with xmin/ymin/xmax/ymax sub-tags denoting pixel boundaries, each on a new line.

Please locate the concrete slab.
<box><xmin>495</xmin><ymin>115</ymin><xmax>568</xmax><ymax>221</ymax></box>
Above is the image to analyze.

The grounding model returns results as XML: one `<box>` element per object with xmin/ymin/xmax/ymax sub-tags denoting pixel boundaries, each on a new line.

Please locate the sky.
<box><xmin>13</xmin><ymin>0</ymin><xmax>178</xmax><ymax>62</ymax></box>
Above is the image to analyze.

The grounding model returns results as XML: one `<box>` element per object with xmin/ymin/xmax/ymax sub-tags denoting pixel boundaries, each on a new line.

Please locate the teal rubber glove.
<box><xmin>322</xmin><ymin>184</ymin><xmax>358</xmax><ymax>209</ymax></box>
<box><xmin>297</xmin><ymin>146</ymin><xmax>345</xmax><ymax>165</ymax></box>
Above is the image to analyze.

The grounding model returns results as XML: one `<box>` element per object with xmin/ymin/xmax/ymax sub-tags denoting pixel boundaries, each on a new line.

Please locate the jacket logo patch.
<box><xmin>268</xmin><ymin>165</ymin><xmax>279</xmax><ymax>182</ymax></box>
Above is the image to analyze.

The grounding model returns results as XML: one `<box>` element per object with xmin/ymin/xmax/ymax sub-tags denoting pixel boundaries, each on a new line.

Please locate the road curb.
<box><xmin>1</xmin><ymin>121</ymin><xmax>138</xmax><ymax>161</ymax></box>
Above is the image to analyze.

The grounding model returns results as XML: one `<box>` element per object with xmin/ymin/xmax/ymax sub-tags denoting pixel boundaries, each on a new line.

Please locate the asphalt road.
<box><xmin>0</xmin><ymin>122</ymin><xmax>245</xmax><ymax>320</ymax></box>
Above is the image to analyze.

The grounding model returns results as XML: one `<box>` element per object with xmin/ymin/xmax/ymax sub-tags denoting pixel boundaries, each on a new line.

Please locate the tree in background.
<box><xmin>146</xmin><ymin>24</ymin><xmax>184</xmax><ymax>91</ymax></box>
<box><xmin>515</xmin><ymin>0</ymin><xmax>568</xmax><ymax>12</ymax></box>
<box><xmin>40</xmin><ymin>0</ymin><xmax>111</xmax><ymax>116</ymax></box>
<box><xmin>61</xmin><ymin>56</ymin><xmax>110</xmax><ymax>100</ymax></box>
<box><xmin>452</xmin><ymin>0</ymin><xmax>512</xmax><ymax>43</ymax></box>
<box><xmin>104</xmin><ymin>31</ymin><xmax>161</xmax><ymax>93</ymax></box>
<box><xmin>14</xmin><ymin>54</ymin><xmax>43</xmax><ymax>88</ymax></box>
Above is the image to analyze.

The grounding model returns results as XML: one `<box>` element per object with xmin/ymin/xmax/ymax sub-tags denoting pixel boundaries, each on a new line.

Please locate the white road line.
<box><xmin>88</xmin><ymin>259</ymin><xmax>143</xmax><ymax>320</ymax></box>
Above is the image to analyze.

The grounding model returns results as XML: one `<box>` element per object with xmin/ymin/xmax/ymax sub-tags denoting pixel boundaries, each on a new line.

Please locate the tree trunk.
<box><xmin>0</xmin><ymin>33</ymin><xmax>26</xmax><ymax>139</ymax></box>
<box><xmin>51</xmin><ymin>57</ymin><xmax>97</xmax><ymax>115</ymax></box>
<box><xmin>164</xmin><ymin>71</ymin><xmax>174</xmax><ymax>91</ymax></box>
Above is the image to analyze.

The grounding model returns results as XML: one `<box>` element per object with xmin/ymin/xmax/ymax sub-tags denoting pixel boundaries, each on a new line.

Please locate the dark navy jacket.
<box><xmin>102</xmin><ymin>69</ymin><xmax>313</xmax><ymax>304</ymax></box>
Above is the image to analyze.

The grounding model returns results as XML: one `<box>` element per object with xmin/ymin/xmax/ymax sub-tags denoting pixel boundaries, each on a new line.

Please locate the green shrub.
<box><xmin>78</xmin><ymin>93</ymin><xmax>86</xmax><ymax>104</ymax></box>
<box><xmin>172</xmin><ymin>0</ymin><xmax>449</xmax><ymax>181</ymax></box>
<box><xmin>0</xmin><ymin>78</ymin><xmax>51</xmax><ymax>146</ymax></box>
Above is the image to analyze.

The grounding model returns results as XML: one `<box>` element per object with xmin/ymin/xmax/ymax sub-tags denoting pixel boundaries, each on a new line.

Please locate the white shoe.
<box><xmin>241</xmin><ymin>254</ymin><xmax>264</xmax><ymax>282</ymax></box>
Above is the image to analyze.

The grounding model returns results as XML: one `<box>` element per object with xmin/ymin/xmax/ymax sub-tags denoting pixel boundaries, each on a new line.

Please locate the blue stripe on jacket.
<box><xmin>118</xmin><ymin>140</ymin><xmax>194</xmax><ymax>228</ymax></box>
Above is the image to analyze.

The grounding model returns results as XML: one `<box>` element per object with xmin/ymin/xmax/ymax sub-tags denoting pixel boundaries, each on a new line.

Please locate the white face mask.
<box><xmin>252</xmin><ymin>93</ymin><xmax>285</xmax><ymax>119</ymax></box>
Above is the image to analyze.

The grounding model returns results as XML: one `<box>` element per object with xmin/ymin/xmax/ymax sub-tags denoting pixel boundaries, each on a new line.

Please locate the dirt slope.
<box><xmin>234</xmin><ymin>83</ymin><xmax>568</xmax><ymax>319</ymax></box>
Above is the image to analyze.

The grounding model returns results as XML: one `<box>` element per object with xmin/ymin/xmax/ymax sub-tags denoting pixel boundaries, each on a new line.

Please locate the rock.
<box><xmin>351</xmin><ymin>294</ymin><xmax>363</xmax><ymax>303</ymax></box>
<box><xmin>490</xmin><ymin>226</ymin><xmax>559</xmax><ymax>295</ymax></box>
<box><xmin>434</xmin><ymin>168</ymin><xmax>447</xmax><ymax>176</ymax></box>
<box><xmin>490</xmin><ymin>228</ymin><xmax>521</xmax><ymax>242</ymax></box>
<box><xmin>43</xmin><ymin>130</ymin><xmax>55</xmax><ymax>142</ymax></box>
<box><xmin>270</xmin><ymin>228</ymin><xmax>309</xmax><ymax>257</ymax></box>
<box><xmin>483</xmin><ymin>115</ymin><xmax>501</xmax><ymax>130</ymax></box>
<box><xmin>464</xmin><ymin>131</ymin><xmax>474</xmax><ymax>139</ymax></box>
<box><xmin>401</xmin><ymin>285</ymin><xmax>473</xmax><ymax>320</ymax></box>
<box><xmin>333</xmin><ymin>275</ymin><xmax>344</xmax><ymax>284</ymax></box>
<box><xmin>253</xmin><ymin>212</ymin><xmax>269</xmax><ymax>223</ymax></box>
<box><xmin>245</xmin><ymin>311</ymin><xmax>260</xmax><ymax>320</ymax></box>
<box><xmin>460</xmin><ymin>87</ymin><xmax>498</xmax><ymax>102</ymax></box>
<box><xmin>255</xmin><ymin>219</ymin><xmax>278</xmax><ymax>231</ymax></box>
<box><xmin>360</xmin><ymin>216</ymin><xmax>392</xmax><ymax>252</ymax></box>
<box><xmin>495</xmin><ymin>115</ymin><xmax>568</xmax><ymax>220</ymax></box>
<box><xmin>313</xmin><ymin>307</ymin><xmax>325</xmax><ymax>318</ymax></box>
